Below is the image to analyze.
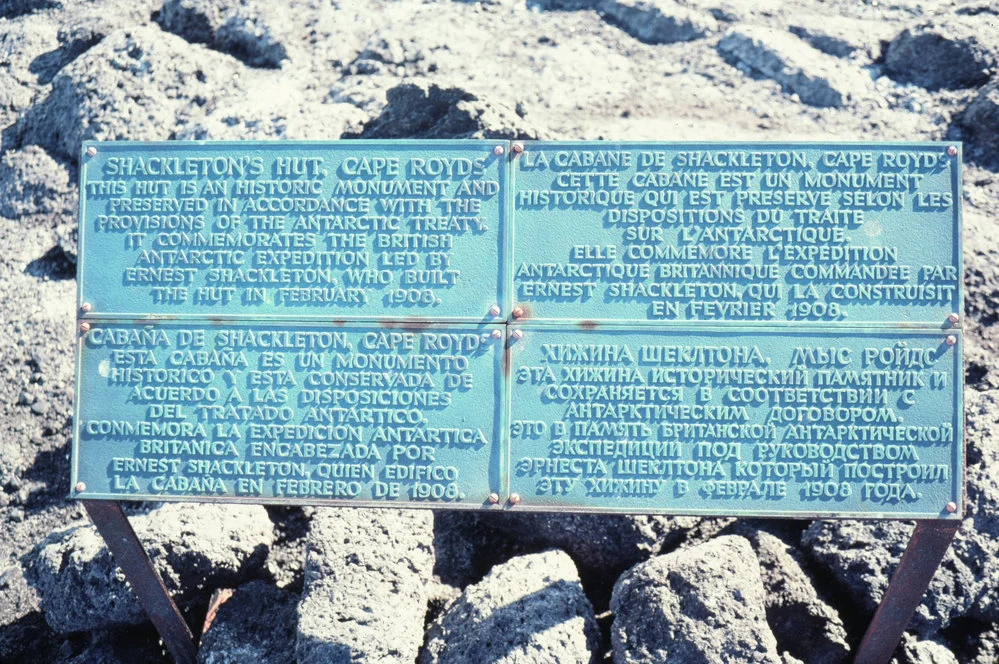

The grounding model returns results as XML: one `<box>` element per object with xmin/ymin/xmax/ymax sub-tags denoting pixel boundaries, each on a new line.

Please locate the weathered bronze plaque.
<box><xmin>73</xmin><ymin>321</ymin><xmax>505</xmax><ymax>505</ymax></box>
<box><xmin>72</xmin><ymin>141</ymin><xmax>963</xmax><ymax>519</ymax></box>
<box><xmin>512</xmin><ymin>143</ymin><xmax>961</xmax><ymax>325</ymax></box>
<box><xmin>506</xmin><ymin>325</ymin><xmax>962</xmax><ymax>518</ymax></box>
<box><xmin>78</xmin><ymin>141</ymin><xmax>509</xmax><ymax>321</ymax></box>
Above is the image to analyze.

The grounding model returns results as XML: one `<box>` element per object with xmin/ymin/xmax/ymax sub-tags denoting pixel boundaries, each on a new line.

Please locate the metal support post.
<box><xmin>853</xmin><ymin>519</ymin><xmax>961</xmax><ymax>664</ymax></box>
<box><xmin>82</xmin><ymin>501</ymin><xmax>198</xmax><ymax>664</ymax></box>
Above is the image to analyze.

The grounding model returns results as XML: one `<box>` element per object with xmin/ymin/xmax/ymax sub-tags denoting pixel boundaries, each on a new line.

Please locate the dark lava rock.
<box><xmin>896</xmin><ymin>634</ymin><xmax>959</xmax><ymax>664</ymax></box>
<box><xmin>718</xmin><ymin>25</ymin><xmax>869</xmax><ymax>108</ymax></box>
<box><xmin>610</xmin><ymin>535</ymin><xmax>782</xmax><ymax>663</ymax></box>
<box><xmin>350</xmin><ymin>81</ymin><xmax>545</xmax><ymax>140</ymax></box>
<box><xmin>24</xmin><ymin>503</ymin><xmax>273</xmax><ymax>633</ymax></box>
<box><xmin>420</xmin><ymin>549</ymin><xmax>599</xmax><ymax>664</ymax></box>
<box><xmin>732</xmin><ymin>524</ymin><xmax>850</xmax><ymax>664</ymax></box>
<box><xmin>599</xmin><ymin>0</ymin><xmax>718</xmax><ymax>45</ymax></box>
<box><xmin>17</xmin><ymin>25</ymin><xmax>243</xmax><ymax>161</ymax></box>
<box><xmin>157</xmin><ymin>0</ymin><xmax>290</xmax><ymax>69</ymax></box>
<box><xmin>296</xmin><ymin>508</ymin><xmax>434</xmax><ymax>664</ymax></box>
<box><xmin>883</xmin><ymin>4</ymin><xmax>999</xmax><ymax>91</ymax></box>
<box><xmin>0</xmin><ymin>145</ymin><xmax>73</xmax><ymax>219</ymax></box>
<box><xmin>0</xmin><ymin>563</ymin><xmax>58</xmax><ymax>662</ymax></box>
<box><xmin>436</xmin><ymin>511</ymin><xmax>697</xmax><ymax>607</ymax></box>
<box><xmin>198</xmin><ymin>581</ymin><xmax>297</xmax><ymax>664</ymax></box>
<box><xmin>962</xmin><ymin>79</ymin><xmax>999</xmax><ymax>158</ymax></box>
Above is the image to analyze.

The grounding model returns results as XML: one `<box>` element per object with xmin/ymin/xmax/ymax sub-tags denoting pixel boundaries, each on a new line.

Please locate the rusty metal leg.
<box><xmin>83</xmin><ymin>501</ymin><xmax>198</xmax><ymax>664</ymax></box>
<box><xmin>853</xmin><ymin>519</ymin><xmax>961</xmax><ymax>664</ymax></box>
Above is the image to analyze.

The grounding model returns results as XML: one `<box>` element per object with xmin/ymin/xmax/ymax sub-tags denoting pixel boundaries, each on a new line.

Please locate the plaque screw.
<box><xmin>512</xmin><ymin>143</ymin><xmax>524</xmax><ymax>154</ymax></box>
<box><xmin>948</xmin><ymin>313</ymin><xmax>959</xmax><ymax>324</ymax></box>
<box><xmin>489</xmin><ymin>305</ymin><xmax>501</xmax><ymax>316</ymax></box>
<box><xmin>75</xmin><ymin>482</ymin><xmax>86</xmax><ymax>493</ymax></box>
<box><xmin>946</xmin><ymin>335</ymin><xmax>957</xmax><ymax>346</ymax></box>
<box><xmin>512</xmin><ymin>329</ymin><xmax>525</xmax><ymax>340</ymax></box>
<box><xmin>512</xmin><ymin>306</ymin><xmax>524</xmax><ymax>318</ymax></box>
<box><xmin>947</xmin><ymin>146</ymin><xmax>958</xmax><ymax>157</ymax></box>
<box><xmin>508</xmin><ymin>493</ymin><xmax>522</xmax><ymax>505</ymax></box>
<box><xmin>81</xmin><ymin>302</ymin><xmax>93</xmax><ymax>313</ymax></box>
<box><xmin>85</xmin><ymin>146</ymin><xmax>98</xmax><ymax>157</ymax></box>
<box><xmin>946</xmin><ymin>501</ymin><xmax>958</xmax><ymax>513</ymax></box>
<box><xmin>493</xmin><ymin>145</ymin><xmax>505</xmax><ymax>156</ymax></box>
<box><xmin>488</xmin><ymin>493</ymin><xmax>500</xmax><ymax>504</ymax></box>
<box><xmin>79</xmin><ymin>322</ymin><xmax>91</xmax><ymax>333</ymax></box>
<box><xmin>490</xmin><ymin>329</ymin><xmax>502</xmax><ymax>339</ymax></box>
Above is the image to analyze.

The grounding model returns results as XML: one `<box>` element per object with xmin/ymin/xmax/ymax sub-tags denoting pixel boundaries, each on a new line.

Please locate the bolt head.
<box><xmin>508</xmin><ymin>493</ymin><xmax>522</xmax><ymax>505</ymax></box>
<box><xmin>948</xmin><ymin>313</ymin><xmax>959</xmax><ymax>324</ymax></box>
<box><xmin>946</xmin><ymin>335</ymin><xmax>957</xmax><ymax>346</ymax></box>
<box><xmin>512</xmin><ymin>143</ymin><xmax>524</xmax><ymax>154</ymax></box>
<box><xmin>947</xmin><ymin>146</ymin><xmax>958</xmax><ymax>157</ymax></box>
<box><xmin>488</xmin><ymin>493</ymin><xmax>500</xmax><ymax>504</ymax></box>
<box><xmin>81</xmin><ymin>302</ymin><xmax>92</xmax><ymax>313</ymax></box>
<box><xmin>75</xmin><ymin>482</ymin><xmax>86</xmax><ymax>493</ymax></box>
<box><xmin>493</xmin><ymin>145</ymin><xmax>505</xmax><ymax>156</ymax></box>
<box><xmin>79</xmin><ymin>322</ymin><xmax>91</xmax><ymax>333</ymax></box>
<box><xmin>946</xmin><ymin>501</ymin><xmax>958</xmax><ymax>513</ymax></box>
<box><xmin>512</xmin><ymin>329</ymin><xmax>524</xmax><ymax>340</ymax></box>
<box><xmin>490</xmin><ymin>329</ymin><xmax>502</xmax><ymax>339</ymax></box>
<box><xmin>489</xmin><ymin>305</ymin><xmax>501</xmax><ymax>316</ymax></box>
<box><xmin>85</xmin><ymin>146</ymin><xmax>98</xmax><ymax>157</ymax></box>
<box><xmin>512</xmin><ymin>306</ymin><xmax>524</xmax><ymax>318</ymax></box>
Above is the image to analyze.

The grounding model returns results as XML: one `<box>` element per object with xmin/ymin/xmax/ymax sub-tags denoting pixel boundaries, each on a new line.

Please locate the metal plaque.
<box><xmin>511</xmin><ymin>143</ymin><xmax>961</xmax><ymax>326</ymax></box>
<box><xmin>72</xmin><ymin>140</ymin><xmax>963</xmax><ymax>519</ymax></box>
<box><xmin>78</xmin><ymin>141</ymin><xmax>509</xmax><ymax>321</ymax></box>
<box><xmin>506</xmin><ymin>325</ymin><xmax>962</xmax><ymax>518</ymax></box>
<box><xmin>72</xmin><ymin>321</ymin><xmax>505</xmax><ymax>506</ymax></box>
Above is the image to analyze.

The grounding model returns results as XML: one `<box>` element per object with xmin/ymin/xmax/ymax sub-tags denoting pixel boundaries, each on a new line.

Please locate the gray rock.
<box><xmin>884</xmin><ymin>4</ymin><xmax>999</xmax><ymax>91</ymax></box>
<box><xmin>718</xmin><ymin>25</ymin><xmax>870</xmax><ymax>108</ymax></box>
<box><xmin>57</xmin><ymin>626</ymin><xmax>172</xmax><ymax>664</ymax></box>
<box><xmin>788</xmin><ymin>14</ymin><xmax>895</xmax><ymax>59</ymax></box>
<box><xmin>733</xmin><ymin>525</ymin><xmax>850</xmax><ymax>664</ymax></box>
<box><xmin>683</xmin><ymin>0</ymin><xmax>782</xmax><ymax>23</ymax></box>
<box><xmin>963</xmin><ymin>80</ymin><xmax>999</xmax><ymax>158</ymax></box>
<box><xmin>174</xmin><ymin>95</ymin><xmax>366</xmax><ymax>140</ymax></box>
<box><xmin>25</xmin><ymin>503</ymin><xmax>273</xmax><ymax>633</ymax></box>
<box><xmin>296</xmin><ymin>508</ymin><xmax>434</xmax><ymax>664</ymax></box>
<box><xmin>421</xmin><ymin>549</ymin><xmax>598</xmax><ymax>664</ymax></box>
<box><xmin>967</xmin><ymin>625</ymin><xmax>999</xmax><ymax>664</ymax></box>
<box><xmin>17</xmin><ymin>25</ymin><xmax>243</xmax><ymax>161</ymax></box>
<box><xmin>0</xmin><ymin>563</ymin><xmax>57</xmax><ymax>662</ymax></box>
<box><xmin>157</xmin><ymin>0</ymin><xmax>290</xmax><ymax>69</ymax></box>
<box><xmin>896</xmin><ymin>634</ymin><xmax>959</xmax><ymax>664</ymax></box>
<box><xmin>436</xmin><ymin>512</ymin><xmax>697</xmax><ymax>606</ymax></box>
<box><xmin>962</xmin><ymin>209</ymin><xmax>999</xmax><ymax>389</ymax></box>
<box><xmin>350</xmin><ymin>81</ymin><xmax>545</xmax><ymax>140</ymax></box>
<box><xmin>198</xmin><ymin>581</ymin><xmax>297</xmax><ymax>664</ymax></box>
<box><xmin>610</xmin><ymin>535</ymin><xmax>781</xmax><ymax>663</ymax></box>
<box><xmin>490</xmin><ymin>512</ymin><xmax>695</xmax><ymax>576</ymax></box>
<box><xmin>0</xmin><ymin>146</ymin><xmax>73</xmax><ymax>219</ymax></box>
<box><xmin>0</xmin><ymin>16</ymin><xmax>60</xmax><ymax>135</ymax></box>
<box><xmin>962</xmin><ymin>387</ymin><xmax>999</xmax><ymax>623</ymax></box>
<box><xmin>54</xmin><ymin>222</ymin><xmax>78</xmax><ymax>264</ymax></box>
<box><xmin>599</xmin><ymin>0</ymin><xmax>718</xmax><ymax>45</ymax></box>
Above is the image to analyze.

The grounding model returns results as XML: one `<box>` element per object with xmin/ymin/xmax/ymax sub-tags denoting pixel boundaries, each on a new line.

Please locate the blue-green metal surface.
<box><xmin>511</xmin><ymin>142</ymin><xmax>961</xmax><ymax>326</ymax></box>
<box><xmin>72</xmin><ymin>140</ymin><xmax>963</xmax><ymax>518</ymax></box>
<box><xmin>72</xmin><ymin>321</ymin><xmax>506</xmax><ymax>507</ymax></box>
<box><xmin>78</xmin><ymin>141</ymin><xmax>510</xmax><ymax>321</ymax></box>
<box><xmin>505</xmin><ymin>325</ymin><xmax>962</xmax><ymax>519</ymax></box>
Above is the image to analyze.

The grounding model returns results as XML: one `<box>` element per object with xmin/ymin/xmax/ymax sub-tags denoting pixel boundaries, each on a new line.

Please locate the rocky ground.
<box><xmin>1</xmin><ymin>0</ymin><xmax>998</xmax><ymax>662</ymax></box>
